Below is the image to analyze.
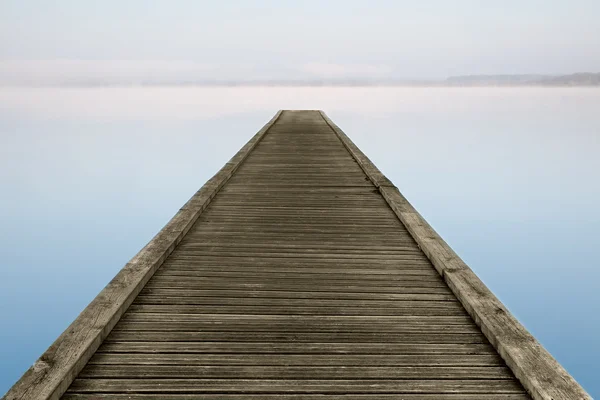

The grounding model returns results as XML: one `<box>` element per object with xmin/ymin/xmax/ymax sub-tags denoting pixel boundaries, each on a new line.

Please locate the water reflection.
<box><xmin>0</xmin><ymin>87</ymin><xmax>598</xmax><ymax>396</ymax></box>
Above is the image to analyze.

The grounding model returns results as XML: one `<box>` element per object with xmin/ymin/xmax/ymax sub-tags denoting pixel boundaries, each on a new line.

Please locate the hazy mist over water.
<box><xmin>1</xmin><ymin>87</ymin><xmax>599</xmax><ymax>396</ymax></box>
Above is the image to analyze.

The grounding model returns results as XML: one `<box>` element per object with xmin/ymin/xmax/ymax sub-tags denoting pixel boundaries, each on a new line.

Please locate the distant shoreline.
<box><xmin>2</xmin><ymin>82</ymin><xmax>599</xmax><ymax>88</ymax></box>
<box><xmin>2</xmin><ymin>73</ymin><xmax>598</xmax><ymax>88</ymax></box>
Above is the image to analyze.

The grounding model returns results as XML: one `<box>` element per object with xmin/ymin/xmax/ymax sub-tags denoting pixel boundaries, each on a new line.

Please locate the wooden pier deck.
<box><xmin>4</xmin><ymin>110</ymin><xmax>590</xmax><ymax>400</ymax></box>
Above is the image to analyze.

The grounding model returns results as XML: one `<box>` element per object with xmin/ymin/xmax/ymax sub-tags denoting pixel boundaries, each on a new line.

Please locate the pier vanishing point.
<box><xmin>4</xmin><ymin>110</ymin><xmax>591</xmax><ymax>400</ymax></box>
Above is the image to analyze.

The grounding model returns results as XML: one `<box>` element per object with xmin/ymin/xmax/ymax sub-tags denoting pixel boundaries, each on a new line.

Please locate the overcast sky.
<box><xmin>1</xmin><ymin>0</ymin><xmax>599</xmax><ymax>83</ymax></box>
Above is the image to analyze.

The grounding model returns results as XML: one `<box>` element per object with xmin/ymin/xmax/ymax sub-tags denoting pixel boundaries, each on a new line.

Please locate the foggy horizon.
<box><xmin>0</xmin><ymin>59</ymin><xmax>598</xmax><ymax>86</ymax></box>
<box><xmin>2</xmin><ymin>1</ymin><xmax>600</xmax><ymax>85</ymax></box>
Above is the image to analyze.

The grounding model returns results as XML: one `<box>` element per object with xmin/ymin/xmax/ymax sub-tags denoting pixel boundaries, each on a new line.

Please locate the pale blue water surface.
<box><xmin>0</xmin><ymin>87</ymin><xmax>598</xmax><ymax>396</ymax></box>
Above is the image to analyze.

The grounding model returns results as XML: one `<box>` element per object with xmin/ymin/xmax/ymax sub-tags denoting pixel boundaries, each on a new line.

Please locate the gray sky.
<box><xmin>1</xmin><ymin>0</ymin><xmax>599</xmax><ymax>83</ymax></box>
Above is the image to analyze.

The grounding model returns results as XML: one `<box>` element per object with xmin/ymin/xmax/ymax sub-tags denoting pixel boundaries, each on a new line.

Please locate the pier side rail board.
<box><xmin>1</xmin><ymin>111</ymin><xmax>283</xmax><ymax>400</ymax></box>
<box><xmin>320</xmin><ymin>110</ymin><xmax>591</xmax><ymax>400</ymax></box>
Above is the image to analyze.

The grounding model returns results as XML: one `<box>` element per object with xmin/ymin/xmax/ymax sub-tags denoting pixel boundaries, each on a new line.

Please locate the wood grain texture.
<box><xmin>63</xmin><ymin>395</ymin><xmax>530</xmax><ymax>400</ymax></box>
<box><xmin>321</xmin><ymin>110</ymin><xmax>591</xmax><ymax>400</ymax></box>
<box><xmin>79</xmin><ymin>365</ymin><xmax>513</xmax><ymax>379</ymax></box>
<box><xmin>67</xmin><ymin>378</ymin><xmax>525</xmax><ymax>393</ymax></box>
<box><xmin>86</xmin><ymin>353</ymin><xmax>504</xmax><ymax>366</ymax></box>
<box><xmin>97</xmin><ymin>341</ymin><xmax>497</xmax><ymax>354</ymax></box>
<box><xmin>60</xmin><ymin>110</ymin><xmax>530</xmax><ymax>398</ymax></box>
<box><xmin>104</xmin><ymin>330</ymin><xmax>492</xmax><ymax>343</ymax></box>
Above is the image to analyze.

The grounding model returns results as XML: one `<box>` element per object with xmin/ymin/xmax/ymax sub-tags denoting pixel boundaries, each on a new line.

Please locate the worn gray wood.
<box><xmin>130</xmin><ymin>297</ymin><xmax>463</xmax><ymax>309</ymax></box>
<box><xmin>136</xmin><ymin>287</ymin><xmax>457</xmax><ymax>301</ymax></box>
<box><xmin>1</xmin><ymin>112</ymin><xmax>283</xmax><ymax>400</ymax></box>
<box><xmin>111</xmin><ymin>321</ymin><xmax>480</xmax><ymax>334</ymax></box>
<box><xmin>78</xmin><ymin>365</ymin><xmax>513</xmax><ymax>379</ymax></box>
<box><xmin>66</xmin><ymin>378</ymin><xmax>525</xmax><ymax>393</ymax></box>
<box><xmin>86</xmin><ymin>353</ymin><xmax>503</xmax><ymax>366</ymax></box>
<box><xmin>62</xmin><ymin>395</ymin><xmax>531</xmax><ymax>400</ymax></box>
<box><xmin>152</xmin><ymin>267</ymin><xmax>443</xmax><ymax>278</ymax></box>
<box><xmin>97</xmin><ymin>341</ymin><xmax>496</xmax><ymax>354</ymax></box>
<box><xmin>321</xmin><ymin>110</ymin><xmax>591</xmax><ymax>400</ymax></box>
<box><xmin>104</xmin><ymin>330</ymin><xmax>492</xmax><ymax>343</ymax></box>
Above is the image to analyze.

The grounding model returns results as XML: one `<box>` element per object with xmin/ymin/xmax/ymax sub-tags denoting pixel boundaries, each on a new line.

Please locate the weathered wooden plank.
<box><xmin>154</xmin><ymin>267</ymin><xmax>440</xmax><ymax>277</ymax></box>
<box><xmin>153</xmin><ymin>268</ymin><xmax>442</xmax><ymax>279</ymax></box>
<box><xmin>125</xmin><ymin>305</ymin><xmax>466</xmax><ymax>316</ymax></box>
<box><xmin>162</xmin><ymin>257</ymin><xmax>433</xmax><ymax>266</ymax></box>
<box><xmin>132</xmin><ymin>296</ymin><xmax>462</xmax><ymax>308</ymax></box>
<box><xmin>217</xmin><ymin>186</ymin><xmax>378</xmax><ymax>193</ymax></box>
<box><xmin>147</xmin><ymin>276</ymin><xmax>447</xmax><ymax>287</ymax></box>
<box><xmin>190</xmin><ymin>223</ymin><xmax>406</xmax><ymax>230</ymax></box>
<box><xmin>184</xmin><ymin>227</ymin><xmax>410</xmax><ymax>235</ymax></box>
<box><xmin>223</xmin><ymin>183</ymin><xmax>376</xmax><ymax>188</ymax></box>
<box><xmin>65</xmin><ymin>378</ymin><xmax>525</xmax><ymax>393</ymax></box>
<box><xmin>2</xmin><ymin>112</ymin><xmax>283</xmax><ymax>400</ymax></box>
<box><xmin>112</xmin><ymin>321</ymin><xmax>480</xmax><ymax>334</ymax></box>
<box><xmin>167</xmin><ymin>248</ymin><xmax>427</xmax><ymax>257</ymax></box>
<box><xmin>194</xmin><ymin>216</ymin><xmax>402</xmax><ymax>223</ymax></box>
<box><xmin>104</xmin><ymin>330</ymin><xmax>491</xmax><ymax>343</ymax></box>
<box><xmin>118</xmin><ymin>313</ymin><xmax>473</xmax><ymax>324</ymax></box>
<box><xmin>97</xmin><ymin>341</ymin><xmax>496</xmax><ymax>354</ymax></box>
<box><xmin>161</xmin><ymin>262</ymin><xmax>436</xmax><ymax>272</ymax></box>
<box><xmin>178</xmin><ymin>233</ymin><xmax>417</xmax><ymax>242</ymax></box>
<box><xmin>321</xmin><ymin>110</ymin><xmax>590</xmax><ymax>400</ymax></box>
<box><xmin>175</xmin><ymin>242</ymin><xmax>417</xmax><ymax>251</ymax></box>
<box><xmin>79</xmin><ymin>365</ymin><xmax>513</xmax><ymax>379</ymax></box>
<box><xmin>142</xmin><ymin>281</ymin><xmax>450</xmax><ymax>293</ymax></box>
<box><xmin>176</xmin><ymin>239</ymin><xmax>420</xmax><ymax>248</ymax></box>
<box><xmin>165</xmin><ymin>254</ymin><xmax>431</xmax><ymax>263</ymax></box>
<box><xmin>209</xmin><ymin>203</ymin><xmax>391</xmax><ymax>209</ymax></box>
<box><xmin>137</xmin><ymin>288</ymin><xmax>457</xmax><ymax>301</ymax></box>
<box><xmin>87</xmin><ymin>353</ymin><xmax>502</xmax><ymax>366</ymax></box>
<box><xmin>209</xmin><ymin>198</ymin><xmax>383</xmax><ymax>204</ymax></box>
<box><xmin>62</xmin><ymin>394</ymin><xmax>531</xmax><ymax>400</ymax></box>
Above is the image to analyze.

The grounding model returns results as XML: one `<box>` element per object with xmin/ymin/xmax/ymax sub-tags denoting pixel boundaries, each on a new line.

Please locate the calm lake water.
<box><xmin>1</xmin><ymin>87</ymin><xmax>598</xmax><ymax>396</ymax></box>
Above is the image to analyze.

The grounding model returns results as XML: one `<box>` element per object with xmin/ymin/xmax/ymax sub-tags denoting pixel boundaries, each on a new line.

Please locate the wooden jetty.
<box><xmin>3</xmin><ymin>110</ymin><xmax>590</xmax><ymax>400</ymax></box>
